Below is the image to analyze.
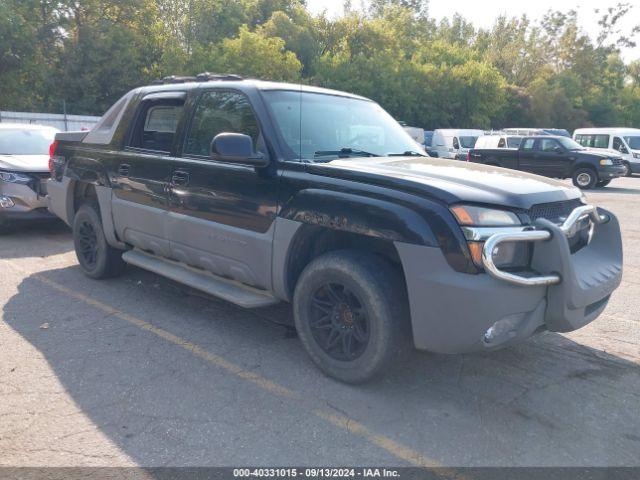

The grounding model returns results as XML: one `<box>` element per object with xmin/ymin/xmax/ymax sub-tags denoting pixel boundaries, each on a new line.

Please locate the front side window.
<box><xmin>539</xmin><ymin>138</ymin><xmax>560</xmax><ymax>152</ymax></box>
<box><xmin>613</xmin><ymin>137</ymin><xmax>629</xmax><ymax>154</ymax></box>
<box><xmin>623</xmin><ymin>136</ymin><xmax>640</xmax><ymax>150</ymax></box>
<box><xmin>184</xmin><ymin>90</ymin><xmax>261</xmax><ymax>157</ymax></box>
<box><xmin>521</xmin><ymin>138</ymin><xmax>535</xmax><ymax>150</ymax></box>
<box><xmin>261</xmin><ymin>90</ymin><xmax>422</xmax><ymax>161</ymax></box>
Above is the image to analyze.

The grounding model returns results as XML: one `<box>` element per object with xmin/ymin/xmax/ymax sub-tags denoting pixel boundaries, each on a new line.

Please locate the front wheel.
<box><xmin>572</xmin><ymin>168</ymin><xmax>598</xmax><ymax>189</ymax></box>
<box><xmin>73</xmin><ymin>203</ymin><xmax>126</xmax><ymax>279</ymax></box>
<box><xmin>622</xmin><ymin>162</ymin><xmax>632</xmax><ymax>177</ymax></box>
<box><xmin>293</xmin><ymin>250</ymin><xmax>410</xmax><ymax>383</ymax></box>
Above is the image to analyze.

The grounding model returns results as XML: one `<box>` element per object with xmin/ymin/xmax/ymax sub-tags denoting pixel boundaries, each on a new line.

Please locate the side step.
<box><xmin>122</xmin><ymin>249</ymin><xmax>280</xmax><ymax>309</ymax></box>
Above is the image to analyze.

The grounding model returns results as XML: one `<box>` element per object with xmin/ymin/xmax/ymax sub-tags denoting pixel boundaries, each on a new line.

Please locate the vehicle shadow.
<box><xmin>3</xmin><ymin>264</ymin><xmax>640</xmax><ymax>467</ymax></box>
<box><xmin>0</xmin><ymin>220</ymin><xmax>72</xmax><ymax>259</ymax></box>
<box><xmin>594</xmin><ymin>186</ymin><xmax>640</xmax><ymax>194</ymax></box>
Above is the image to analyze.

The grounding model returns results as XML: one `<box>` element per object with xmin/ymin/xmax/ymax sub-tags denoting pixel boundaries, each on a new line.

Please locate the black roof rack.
<box><xmin>151</xmin><ymin>73</ymin><xmax>244</xmax><ymax>85</ymax></box>
<box><xmin>196</xmin><ymin>72</ymin><xmax>244</xmax><ymax>82</ymax></box>
<box><xmin>151</xmin><ymin>75</ymin><xmax>197</xmax><ymax>85</ymax></box>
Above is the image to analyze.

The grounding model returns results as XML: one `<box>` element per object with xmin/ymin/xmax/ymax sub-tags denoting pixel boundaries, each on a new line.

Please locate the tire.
<box><xmin>596</xmin><ymin>180</ymin><xmax>611</xmax><ymax>188</ymax></box>
<box><xmin>73</xmin><ymin>202</ymin><xmax>126</xmax><ymax>279</ymax></box>
<box><xmin>293</xmin><ymin>250</ymin><xmax>410</xmax><ymax>384</ymax></box>
<box><xmin>572</xmin><ymin>167</ymin><xmax>598</xmax><ymax>189</ymax></box>
<box><xmin>622</xmin><ymin>162</ymin><xmax>632</xmax><ymax>177</ymax></box>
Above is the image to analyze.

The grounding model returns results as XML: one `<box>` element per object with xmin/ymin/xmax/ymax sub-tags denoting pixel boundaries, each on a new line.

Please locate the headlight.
<box><xmin>599</xmin><ymin>159</ymin><xmax>613</xmax><ymax>166</ymax></box>
<box><xmin>451</xmin><ymin>205</ymin><xmax>530</xmax><ymax>270</ymax></box>
<box><xmin>633</xmin><ymin>153</ymin><xmax>640</xmax><ymax>159</ymax></box>
<box><xmin>0</xmin><ymin>171</ymin><xmax>32</xmax><ymax>184</ymax></box>
<box><xmin>451</xmin><ymin>205</ymin><xmax>521</xmax><ymax>226</ymax></box>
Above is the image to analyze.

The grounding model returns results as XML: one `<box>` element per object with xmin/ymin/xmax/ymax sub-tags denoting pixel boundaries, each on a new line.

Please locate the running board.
<box><xmin>122</xmin><ymin>249</ymin><xmax>279</xmax><ymax>309</ymax></box>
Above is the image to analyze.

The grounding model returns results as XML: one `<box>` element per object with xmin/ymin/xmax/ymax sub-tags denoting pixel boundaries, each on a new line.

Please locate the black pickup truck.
<box><xmin>468</xmin><ymin>135</ymin><xmax>626</xmax><ymax>189</ymax></box>
<box><xmin>46</xmin><ymin>75</ymin><xmax>623</xmax><ymax>383</ymax></box>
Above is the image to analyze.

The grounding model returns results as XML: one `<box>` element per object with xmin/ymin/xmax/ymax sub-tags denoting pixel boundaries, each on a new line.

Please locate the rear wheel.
<box><xmin>293</xmin><ymin>250</ymin><xmax>410</xmax><ymax>383</ymax></box>
<box><xmin>596</xmin><ymin>180</ymin><xmax>611</xmax><ymax>188</ymax></box>
<box><xmin>73</xmin><ymin>203</ymin><xmax>126</xmax><ymax>279</ymax></box>
<box><xmin>572</xmin><ymin>168</ymin><xmax>598</xmax><ymax>189</ymax></box>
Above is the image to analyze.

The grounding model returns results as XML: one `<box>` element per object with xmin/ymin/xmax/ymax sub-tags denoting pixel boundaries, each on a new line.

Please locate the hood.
<box><xmin>0</xmin><ymin>154</ymin><xmax>49</xmax><ymax>173</ymax></box>
<box><xmin>580</xmin><ymin>148</ymin><xmax>622</xmax><ymax>159</ymax></box>
<box><xmin>314</xmin><ymin>157</ymin><xmax>582</xmax><ymax>210</ymax></box>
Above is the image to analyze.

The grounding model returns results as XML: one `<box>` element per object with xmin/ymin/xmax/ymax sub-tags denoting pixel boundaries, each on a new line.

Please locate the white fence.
<box><xmin>0</xmin><ymin>111</ymin><xmax>100</xmax><ymax>131</ymax></box>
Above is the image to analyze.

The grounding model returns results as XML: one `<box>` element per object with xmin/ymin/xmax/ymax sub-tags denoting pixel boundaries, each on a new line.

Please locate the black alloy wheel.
<box><xmin>309</xmin><ymin>282</ymin><xmax>370</xmax><ymax>361</ymax></box>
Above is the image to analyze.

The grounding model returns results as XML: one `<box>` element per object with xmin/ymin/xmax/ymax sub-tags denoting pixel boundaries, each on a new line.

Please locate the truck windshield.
<box><xmin>557</xmin><ymin>137</ymin><xmax>584</xmax><ymax>150</ymax></box>
<box><xmin>0</xmin><ymin>128</ymin><xmax>57</xmax><ymax>155</ymax></box>
<box><xmin>458</xmin><ymin>136</ymin><xmax>478</xmax><ymax>149</ymax></box>
<box><xmin>261</xmin><ymin>90</ymin><xmax>423</xmax><ymax>161</ymax></box>
<box><xmin>623</xmin><ymin>136</ymin><xmax>640</xmax><ymax>150</ymax></box>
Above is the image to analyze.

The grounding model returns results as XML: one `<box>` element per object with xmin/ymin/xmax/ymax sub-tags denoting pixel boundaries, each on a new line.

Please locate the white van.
<box><xmin>474</xmin><ymin>133</ymin><xmax>523</xmax><ymax>150</ymax></box>
<box><xmin>573</xmin><ymin>128</ymin><xmax>640</xmax><ymax>176</ymax></box>
<box><xmin>431</xmin><ymin>129</ymin><xmax>484</xmax><ymax>159</ymax></box>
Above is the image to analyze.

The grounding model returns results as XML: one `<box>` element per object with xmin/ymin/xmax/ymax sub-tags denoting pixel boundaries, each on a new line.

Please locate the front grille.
<box><xmin>528</xmin><ymin>199</ymin><xmax>583</xmax><ymax>224</ymax></box>
<box><xmin>612</xmin><ymin>158</ymin><xmax>623</xmax><ymax>166</ymax></box>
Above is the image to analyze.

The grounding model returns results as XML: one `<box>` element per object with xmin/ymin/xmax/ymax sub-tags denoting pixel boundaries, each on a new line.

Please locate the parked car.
<box><xmin>402</xmin><ymin>125</ymin><xmax>426</xmax><ymax>147</ymax></box>
<box><xmin>503</xmin><ymin>128</ymin><xmax>571</xmax><ymax>137</ymax></box>
<box><xmin>468</xmin><ymin>135</ymin><xmax>626</xmax><ymax>189</ymax></box>
<box><xmin>431</xmin><ymin>129</ymin><xmax>483</xmax><ymax>159</ymax></box>
<box><xmin>423</xmin><ymin>130</ymin><xmax>434</xmax><ymax>155</ymax></box>
<box><xmin>0</xmin><ymin>123</ymin><xmax>59</xmax><ymax>232</ymax></box>
<box><xmin>474</xmin><ymin>133</ymin><xmax>523</xmax><ymax>150</ymax></box>
<box><xmin>573</xmin><ymin>128</ymin><xmax>640</xmax><ymax>176</ymax></box>
<box><xmin>47</xmin><ymin>75</ymin><xmax>623</xmax><ymax>383</ymax></box>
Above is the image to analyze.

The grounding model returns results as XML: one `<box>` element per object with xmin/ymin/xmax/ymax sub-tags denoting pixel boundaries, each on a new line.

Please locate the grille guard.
<box><xmin>481</xmin><ymin>205</ymin><xmax>608</xmax><ymax>287</ymax></box>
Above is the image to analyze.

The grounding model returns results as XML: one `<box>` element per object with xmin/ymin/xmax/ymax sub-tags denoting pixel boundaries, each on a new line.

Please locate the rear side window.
<box><xmin>575</xmin><ymin>134</ymin><xmax>609</xmax><ymax>149</ymax></box>
<box><xmin>184</xmin><ymin>90</ymin><xmax>261</xmax><ymax>157</ymax></box>
<box><xmin>128</xmin><ymin>98</ymin><xmax>184</xmax><ymax>152</ymax></box>
<box><xmin>507</xmin><ymin>136</ymin><xmax>522</xmax><ymax>148</ymax></box>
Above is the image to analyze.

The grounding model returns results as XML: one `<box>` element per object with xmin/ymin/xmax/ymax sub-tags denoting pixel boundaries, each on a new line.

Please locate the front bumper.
<box><xmin>396</xmin><ymin>205</ymin><xmax>622</xmax><ymax>354</ymax></box>
<box><xmin>0</xmin><ymin>181</ymin><xmax>52</xmax><ymax>222</ymax></box>
<box><xmin>599</xmin><ymin>165</ymin><xmax>627</xmax><ymax>179</ymax></box>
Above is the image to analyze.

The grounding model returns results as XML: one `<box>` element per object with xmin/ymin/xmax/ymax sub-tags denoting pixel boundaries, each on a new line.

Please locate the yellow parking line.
<box><xmin>3</xmin><ymin>259</ymin><xmax>453</xmax><ymax>471</ymax></box>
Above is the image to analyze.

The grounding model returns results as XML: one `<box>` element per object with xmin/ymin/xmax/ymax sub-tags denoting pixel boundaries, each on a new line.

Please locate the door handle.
<box><xmin>118</xmin><ymin>164</ymin><xmax>131</xmax><ymax>177</ymax></box>
<box><xmin>171</xmin><ymin>170</ymin><xmax>190</xmax><ymax>186</ymax></box>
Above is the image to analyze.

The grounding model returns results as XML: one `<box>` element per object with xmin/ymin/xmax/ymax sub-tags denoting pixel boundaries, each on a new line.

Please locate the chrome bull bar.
<box><xmin>481</xmin><ymin>205</ymin><xmax>607</xmax><ymax>287</ymax></box>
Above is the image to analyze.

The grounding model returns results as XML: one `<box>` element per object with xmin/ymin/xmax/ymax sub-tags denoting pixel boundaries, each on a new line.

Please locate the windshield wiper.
<box><xmin>313</xmin><ymin>148</ymin><xmax>377</xmax><ymax>161</ymax></box>
<box><xmin>387</xmin><ymin>151</ymin><xmax>428</xmax><ymax>157</ymax></box>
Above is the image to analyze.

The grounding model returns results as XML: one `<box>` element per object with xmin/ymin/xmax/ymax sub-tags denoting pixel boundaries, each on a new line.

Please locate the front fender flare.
<box><xmin>279</xmin><ymin>189</ymin><xmax>437</xmax><ymax>246</ymax></box>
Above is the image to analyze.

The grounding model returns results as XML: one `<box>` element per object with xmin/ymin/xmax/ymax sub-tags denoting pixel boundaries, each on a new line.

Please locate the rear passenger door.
<box><xmin>166</xmin><ymin>88</ymin><xmax>278</xmax><ymax>290</ymax></box>
<box><xmin>111</xmin><ymin>91</ymin><xmax>186</xmax><ymax>257</ymax></box>
<box><xmin>516</xmin><ymin>138</ymin><xmax>537</xmax><ymax>173</ymax></box>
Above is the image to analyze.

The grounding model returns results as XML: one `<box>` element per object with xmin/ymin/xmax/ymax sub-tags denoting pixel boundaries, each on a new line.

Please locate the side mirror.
<box><xmin>210</xmin><ymin>133</ymin><xmax>268</xmax><ymax>167</ymax></box>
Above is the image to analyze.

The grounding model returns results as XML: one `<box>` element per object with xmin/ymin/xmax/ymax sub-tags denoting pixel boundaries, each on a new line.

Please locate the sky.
<box><xmin>306</xmin><ymin>0</ymin><xmax>640</xmax><ymax>62</ymax></box>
